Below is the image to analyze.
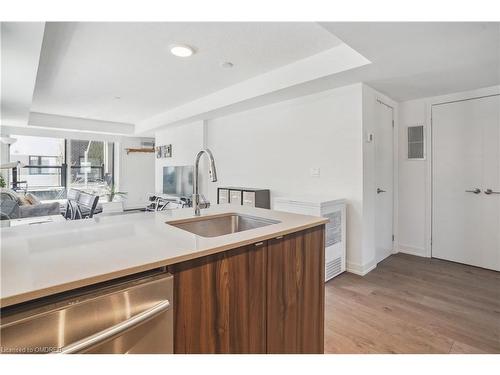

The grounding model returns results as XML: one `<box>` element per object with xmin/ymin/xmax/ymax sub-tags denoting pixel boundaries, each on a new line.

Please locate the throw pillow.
<box><xmin>17</xmin><ymin>194</ymin><xmax>32</xmax><ymax>206</ymax></box>
<box><xmin>25</xmin><ymin>193</ymin><xmax>41</xmax><ymax>205</ymax></box>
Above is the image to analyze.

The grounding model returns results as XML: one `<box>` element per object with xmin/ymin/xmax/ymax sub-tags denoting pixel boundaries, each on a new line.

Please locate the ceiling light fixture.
<box><xmin>170</xmin><ymin>44</ymin><xmax>195</xmax><ymax>57</ymax></box>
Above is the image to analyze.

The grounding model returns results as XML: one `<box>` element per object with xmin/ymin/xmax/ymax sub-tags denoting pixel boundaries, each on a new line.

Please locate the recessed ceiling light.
<box><xmin>170</xmin><ymin>44</ymin><xmax>195</xmax><ymax>57</ymax></box>
<box><xmin>220</xmin><ymin>61</ymin><xmax>234</xmax><ymax>69</ymax></box>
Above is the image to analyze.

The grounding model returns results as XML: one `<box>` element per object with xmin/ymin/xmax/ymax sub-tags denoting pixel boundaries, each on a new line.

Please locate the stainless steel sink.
<box><xmin>167</xmin><ymin>213</ymin><xmax>280</xmax><ymax>238</ymax></box>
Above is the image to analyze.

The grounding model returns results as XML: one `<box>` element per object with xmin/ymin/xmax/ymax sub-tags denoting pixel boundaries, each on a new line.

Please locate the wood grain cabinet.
<box><xmin>169</xmin><ymin>225</ymin><xmax>325</xmax><ymax>354</ymax></box>
<box><xmin>267</xmin><ymin>226</ymin><xmax>325</xmax><ymax>353</ymax></box>
<box><xmin>170</xmin><ymin>242</ymin><xmax>267</xmax><ymax>354</ymax></box>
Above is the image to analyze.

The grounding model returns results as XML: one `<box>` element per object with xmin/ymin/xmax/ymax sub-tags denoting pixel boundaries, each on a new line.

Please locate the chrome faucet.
<box><xmin>193</xmin><ymin>148</ymin><xmax>218</xmax><ymax>216</ymax></box>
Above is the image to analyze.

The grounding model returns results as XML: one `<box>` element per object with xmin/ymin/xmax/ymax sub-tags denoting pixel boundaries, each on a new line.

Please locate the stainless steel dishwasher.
<box><xmin>0</xmin><ymin>271</ymin><xmax>173</xmax><ymax>354</ymax></box>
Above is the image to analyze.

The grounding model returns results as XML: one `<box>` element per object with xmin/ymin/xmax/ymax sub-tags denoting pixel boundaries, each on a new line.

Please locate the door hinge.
<box><xmin>392</xmin><ymin>120</ymin><xmax>395</xmax><ymax>128</ymax></box>
<box><xmin>392</xmin><ymin>234</ymin><xmax>395</xmax><ymax>241</ymax></box>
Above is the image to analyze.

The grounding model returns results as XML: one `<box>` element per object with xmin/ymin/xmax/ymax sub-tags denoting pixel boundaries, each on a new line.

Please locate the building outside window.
<box><xmin>28</xmin><ymin>156</ymin><xmax>60</xmax><ymax>175</ymax></box>
<box><xmin>9</xmin><ymin>135</ymin><xmax>65</xmax><ymax>198</ymax></box>
<box><xmin>8</xmin><ymin>135</ymin><xmax>115</xmax><ymax>200</ymax></box>
<box><xmin>68</xmin><ymin>139</ymin><xmax>114</xmax><ymax>192</ymax></box>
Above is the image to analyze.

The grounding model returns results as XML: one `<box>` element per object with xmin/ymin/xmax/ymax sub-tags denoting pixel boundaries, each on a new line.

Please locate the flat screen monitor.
<box><xmin>163</xmin><ymin>165</ymin><xmax>194</xmax><ymax>197</ymax></box>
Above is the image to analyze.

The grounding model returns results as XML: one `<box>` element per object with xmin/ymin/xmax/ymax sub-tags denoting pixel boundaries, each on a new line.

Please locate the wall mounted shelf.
<box><xmin>125</xmin><ymin>148</ymin><xmax>155</xmax><ymax>155</ymax></box>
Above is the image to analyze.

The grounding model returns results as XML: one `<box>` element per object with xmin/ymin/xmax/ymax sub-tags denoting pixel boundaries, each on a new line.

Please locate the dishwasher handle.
<box><xmin>58</xmin><ymin>300</ymin><xmax>170</xmax><ymax>354</ymax></box>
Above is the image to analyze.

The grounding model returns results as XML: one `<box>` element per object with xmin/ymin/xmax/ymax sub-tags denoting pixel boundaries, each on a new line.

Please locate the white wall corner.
<box><xmin>398</xmin><ymin>244</ymin><xmax>428</xmax><ymax>258</ymax></box>
<box><xmin>392</xmin><ymin>242</ymin><xmax>399</xmax><ymax>254</ymax></box>
<box><xmin>346</xmin><ymin>259</ymin><xmax>377</xmax><ymax>276</ymax></box>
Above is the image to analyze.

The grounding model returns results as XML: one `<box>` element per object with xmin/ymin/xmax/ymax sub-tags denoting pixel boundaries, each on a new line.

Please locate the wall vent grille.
<box><xmin>326</xmin><ymin>256</ymin><xmax>342</xmax><ymax>281</ymax></box>
<box><xmin>408</xmin><ymin>125</ymin><xmax>425</xmax><ymax>159</ymax></box>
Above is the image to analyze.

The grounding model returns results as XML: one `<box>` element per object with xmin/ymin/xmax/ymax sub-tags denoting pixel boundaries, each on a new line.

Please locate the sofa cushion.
<box><xmin>19</xmin><ymin>202</ymin><xmax>61</xmax><ymax>218</ymax></box>
<box><xmin>0</xmin><ymin>189</ymin><xmax>62</xmax><ymax>219</ymax></box>
<box><xmin>0</xmin><ymin>200</ymin><xmax>19</xmax><ymax>220</ymax></box>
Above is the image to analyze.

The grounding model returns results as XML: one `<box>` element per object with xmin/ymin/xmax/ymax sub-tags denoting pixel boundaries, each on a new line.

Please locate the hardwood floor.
<box><xmin>324</xmin><ymin>253</ymin><xmax>500</xmax><ymax>353</ymax></box>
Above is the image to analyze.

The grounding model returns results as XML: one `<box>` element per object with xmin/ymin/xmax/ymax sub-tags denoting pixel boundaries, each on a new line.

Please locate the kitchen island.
<box><xmin>0</xmin><ymin>205</ymin><xmax>327</xmax><ymax>354</ymax></box>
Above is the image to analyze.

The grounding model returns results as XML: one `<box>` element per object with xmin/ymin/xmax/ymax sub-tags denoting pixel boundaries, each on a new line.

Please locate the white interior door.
<box><xmin>375</xmin><ymin>101</ymin><xmax>394</xmax><ymax>263</ymax></box>
<box><xmin>432</xmin><ymin>95</ymin><xmax>500</xmax><ymax>271</ymax></box>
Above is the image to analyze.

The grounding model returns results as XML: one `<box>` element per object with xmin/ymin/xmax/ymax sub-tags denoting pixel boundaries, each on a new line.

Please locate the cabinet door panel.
<box><xmin>172</xmin><ymin>243</ymin><xmax>266</xmax><ymax>353</ymax></box>
<box><xmin>267</xmin><ymin>226</ymin><xmax>325</xmax><ymax>353</ymax></box>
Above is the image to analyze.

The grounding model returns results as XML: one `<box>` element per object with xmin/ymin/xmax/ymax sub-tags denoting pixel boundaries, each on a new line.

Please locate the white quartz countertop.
<box><xmin>0</xmin><ymin>205</ymin><xmax>327</xmax><ymax>308</ymax></box>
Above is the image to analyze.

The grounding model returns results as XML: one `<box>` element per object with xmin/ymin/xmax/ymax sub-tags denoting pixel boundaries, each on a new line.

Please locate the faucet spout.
<box><xmin>193</xmin><ymin>148</ymin><xmax>217</xmax><ymax>216</ymax></box>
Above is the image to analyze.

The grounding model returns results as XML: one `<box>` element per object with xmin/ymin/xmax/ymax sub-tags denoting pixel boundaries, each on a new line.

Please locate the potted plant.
<box><xmin>101</xmin><ymin>184</ymin><xmax>127</xmax><ymax>213</ymax></box>
<box><xmin>106</xmin><ymin>184</ymin><xmax>127</xmax><ymax>202</ymax></box>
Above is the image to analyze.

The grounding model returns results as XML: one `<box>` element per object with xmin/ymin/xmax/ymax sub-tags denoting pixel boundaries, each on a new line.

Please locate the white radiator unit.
<box><xmin>273</xmin><ymin>196</ymin><xmax>346</xmax><ymax>282</ymax></box>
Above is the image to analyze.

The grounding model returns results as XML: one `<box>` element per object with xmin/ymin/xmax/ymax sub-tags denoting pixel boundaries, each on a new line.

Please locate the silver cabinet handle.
<box><xmin>484</xmin><ymin>189</ymin><xmax>500</xmax><ymax>195</ymax></box>
<box><xmin>254</xmin><ymin>241</ymin><xmax>264</xmax><ymax>247</ymax></box>
<box><xmin>465</xmin><ymin>188</ymin><xmax>481</xmax><ymax>194</ymax></box>
<box><xmin>58</xmin><ymin>300</ymin><xmax>170</xmax><ymax>354</ymax></box>
<box><xmin>377</xmin><ymin>188</ymin><xmax>386</xmax><ymax>194</ymax></box>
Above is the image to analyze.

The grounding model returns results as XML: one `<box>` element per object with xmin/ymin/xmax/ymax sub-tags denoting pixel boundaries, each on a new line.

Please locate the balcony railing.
<box><xmin>10</xmin><ymin>164</ymin><xmax>107</xmax><ymax>200</ymax></box>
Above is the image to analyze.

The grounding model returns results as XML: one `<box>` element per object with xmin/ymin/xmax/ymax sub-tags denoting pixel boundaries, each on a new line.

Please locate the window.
<box><xmin>68</xmin><ymin>139</ymin><xmax>114</xmax><ymax>190</ymax></box>
<box><xmin>9</xmin><ymin>135</ymin><xmax>65</xmax><ymax>194</ymax></box>
<box><xmin>28</xmin><ymin>156</ymin><xmax>60</xmax><ymax>175</ymax></box>
<box><xmin>8</xmin><ymin>135</ymin><xmax>115</xmax><ymax>199</ymax></box>
<box><xmin>407</xmin><ymin>125</ymin><xmax>425</xmax><ymax>160</ymax></box>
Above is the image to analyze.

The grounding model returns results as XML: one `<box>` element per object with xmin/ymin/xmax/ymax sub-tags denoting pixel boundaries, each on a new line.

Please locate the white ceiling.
<box><xmin>319</xmin><ymin>22</ymin><xmax>500</xmax><ymax>101</ymax></box>
<box><xmin>137</xmin><ymin>22</ymin><xmax>500</xmax><ymax>132</ymax></box>
<box><xmin>1</xmin><ymin>22</ymin><xmax>499</xmax><ymax>135</ymax></box>
<box><xmin>31</xmin><ymin>22</ymin><xmax>342</xmax><ymax>124</ymax></box>
<box><xmin>1</xmin><ymin>22</ymin><xmax>45</xmax><ymax>127</ymax></box>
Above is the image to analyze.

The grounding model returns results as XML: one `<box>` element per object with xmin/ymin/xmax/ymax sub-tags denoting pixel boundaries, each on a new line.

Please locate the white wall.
<box><xmin>397</xmin><ymin>85</ymin><xmax>500</xmax><ymax>257</ymax></box>
<box><xmin>116</xmin><ymin>138</ymin><xmax>155</xmax><ymax>209</ymax></box>
<box><xmin>206</xmin><ymin>84</ymin><xmax>367</xmax><ymax>271</ymax></box>
<box><xmin>398</xmin><ymin>99</ymin><xmax>428</xmax><ymax>256</ymax></box>
<box><xmin>153</xmin><ymin>83</ymin><xmax>403</xmax><ymax>275</ymax></box>
<box><xmin>154</xmin><ymin>121</ymin><xmax>205</xmax><ymax>194</ymax></box>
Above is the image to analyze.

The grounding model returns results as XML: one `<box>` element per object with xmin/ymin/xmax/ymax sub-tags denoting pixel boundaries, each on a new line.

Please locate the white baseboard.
<box><xmin>391</xmin><ymin>245</ymin><xmax>399</xmax><ymax>254</ymax></box>
<box><xmin>346</xmin><ymin>260</ymin><xmax>377</xmax><ymax>276</ymax></box>
<box><xmin>398</xmin><ymin>244</ymin><xmax>428</xmax><ymax>258</ymax></box>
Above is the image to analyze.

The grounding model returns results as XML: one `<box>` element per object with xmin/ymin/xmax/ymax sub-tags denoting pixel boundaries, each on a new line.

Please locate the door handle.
<box><xmin>377</xmin><ymin>188</ymin><xmax>386</xmax><ymax>194</ymax></box>
<box><xmin>465</xmin><ymin>188</ymin><xmax>481</xmax><ymax>194</ymax></box>
<box><xmin>484</xmin><ymin>189</ymin><xmax>500</xmax><ymax>195</ymax></box>
<box><xmin>57</xmin><ymin>300</ymin><xmax>170</xmax><ymax>354</ymax></box>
